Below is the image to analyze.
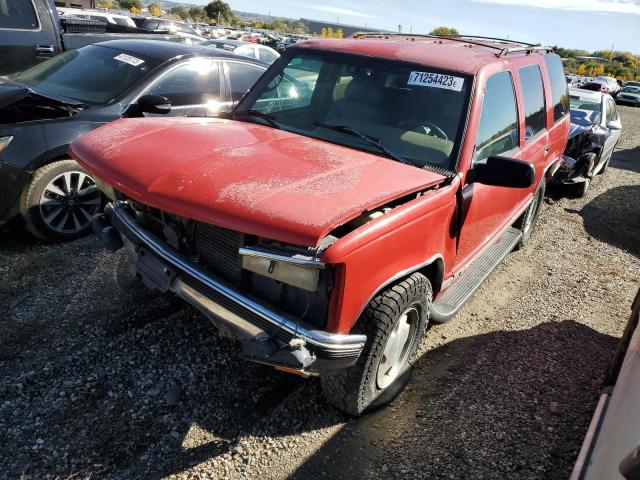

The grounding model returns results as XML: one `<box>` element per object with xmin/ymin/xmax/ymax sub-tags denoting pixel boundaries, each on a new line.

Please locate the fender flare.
<box><xmin>351</xmin><ymin>254</ymin><xmax>445</xmax><ymax>324</ymax></box>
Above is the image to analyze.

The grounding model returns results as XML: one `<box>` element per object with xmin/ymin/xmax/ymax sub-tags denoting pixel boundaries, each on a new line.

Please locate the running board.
<box><xmin>431</xmin><ymin>227</ymin><xmax>522</xmax><ymax>323</ymax></box>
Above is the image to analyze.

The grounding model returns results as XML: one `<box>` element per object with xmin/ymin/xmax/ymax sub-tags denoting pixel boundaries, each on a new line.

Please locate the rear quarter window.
<box><xmin>518</xmin><ymin>65</ymin><xmax>546</xmax><ymax>140</ymax></box>
<box><xmin>544</xmin><ymin>54</ymin><xmax>569</xmax><ymax>122</ymax></box>
<box><xmin>0</xmin><ymin>0</ymin><xmax>39</xmax><ymax>29</ymax></box>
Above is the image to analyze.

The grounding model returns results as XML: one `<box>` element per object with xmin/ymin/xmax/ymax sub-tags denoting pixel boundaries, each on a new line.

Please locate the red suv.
<box><xmin>71</xmin><ymin>34</ymin><xmax>569</xmax><ymax>415</ymax></box>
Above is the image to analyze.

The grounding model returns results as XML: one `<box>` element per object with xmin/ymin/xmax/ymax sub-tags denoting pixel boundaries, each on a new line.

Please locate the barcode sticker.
<box><xmin>407</xmin><ymin>71</ymin><xmax>464</xmax><ymax>91</ymax></box>
<box><xmin>114</xmin><ymin>53</ymin><xmax>145</xmax><ymax>67</ymax></box>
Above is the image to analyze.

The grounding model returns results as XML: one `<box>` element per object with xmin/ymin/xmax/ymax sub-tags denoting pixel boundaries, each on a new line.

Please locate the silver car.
<box><xmin>552</xmin><ymin>87</ymin><xmax>622</xmax><ymax>197</ymax></box>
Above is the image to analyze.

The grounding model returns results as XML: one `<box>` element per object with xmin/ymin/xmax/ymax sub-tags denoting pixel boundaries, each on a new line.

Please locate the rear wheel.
<box><xmin>20</xmin><ymin>159</ymin><xmax>104</xmax><ymax>241</ymax></box>
<box><xmin>513</xmin><ymin>178</ymin><xmax>546</xmax><ymax>249</ymax></box>
<box><xmin>320</xmin><ymin>273</ymin><xmax>431</xmax><ymax>416</ymax></box>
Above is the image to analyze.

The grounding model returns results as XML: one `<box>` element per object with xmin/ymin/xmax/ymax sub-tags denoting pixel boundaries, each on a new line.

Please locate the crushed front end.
<box><xmin>93</xmin><ymin>199</ymin><xmax>366</xmax><ymax>377</ymax></box>
<box><xmin>552</xmin><ymin>110</ymin><xmax>606</xmax><ymax>186</ymax></box>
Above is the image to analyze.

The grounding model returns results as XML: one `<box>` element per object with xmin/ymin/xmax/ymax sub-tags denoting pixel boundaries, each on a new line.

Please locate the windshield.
<box><xmin>235</xmin><ymin>50</ymin><xmax>472</xmax><ymax>171</ymax></box>
<box><xmin>10</xmin><ymin>45</ymin><xmax>161</xmax><ymax>105</ymax></box>
<box><xmin>569</xmin><ymin>94</ymin><xmax>601</xmax><ymax>112</ymax></box>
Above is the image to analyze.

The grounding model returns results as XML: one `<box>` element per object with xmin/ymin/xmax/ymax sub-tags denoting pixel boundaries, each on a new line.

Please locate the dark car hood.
<box><xmin>0</xmin><ymin>79</ymin><xmax>85</xmax><ymax>124</ymax></box>
<box><xmin>69</xmin><ymin>117</ymin><xmax>446</xmax><ymax>246</ymax></box>
<box><xmin>569</xmin><ymin>109</ymin><xmax>599</xmax><ymax>139</ymax></box>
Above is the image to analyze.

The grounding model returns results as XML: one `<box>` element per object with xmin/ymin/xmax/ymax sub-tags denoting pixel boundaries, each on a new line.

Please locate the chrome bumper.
<box><xmin>105</xmin><ymin>202</ymin><xmax>366</xmax><ymax>374</ymax></box>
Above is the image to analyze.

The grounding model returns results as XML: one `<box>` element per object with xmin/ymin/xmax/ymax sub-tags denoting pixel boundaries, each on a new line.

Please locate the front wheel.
<box><xmin>320</xmin><ymin>273</ymin><xmax>432</xmax><ymax>416</ymax></box>
<box><xmin>20</xmin><ymin>159</ymin><xmax>105</xmax><ymax>241</ymax></box>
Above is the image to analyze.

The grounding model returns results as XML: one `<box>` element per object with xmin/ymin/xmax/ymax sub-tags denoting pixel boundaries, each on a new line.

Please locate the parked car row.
<box><xmin>0</xmin><ymin>40</ymin><xmax>269</xmax><ymax>240</ymax></box>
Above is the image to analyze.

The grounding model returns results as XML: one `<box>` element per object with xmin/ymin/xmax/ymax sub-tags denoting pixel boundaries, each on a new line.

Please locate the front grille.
<box><xmin>192</xmin><ymin>222</ymin><xmax>244</xmax><ymax>284</ymax></box>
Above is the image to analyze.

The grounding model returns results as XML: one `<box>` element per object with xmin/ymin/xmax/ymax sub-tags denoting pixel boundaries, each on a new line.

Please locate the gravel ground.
<box><xmin>1</xmin><ymin>106</ymin><xmax>639</xmax><ymax>480</ymax></box>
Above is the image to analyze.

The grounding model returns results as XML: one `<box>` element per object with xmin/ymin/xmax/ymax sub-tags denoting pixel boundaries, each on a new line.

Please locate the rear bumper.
<box><xmin>104</xmin><ymin>201</ymin><xmax>366</xmax><ymax>375</ymax></box>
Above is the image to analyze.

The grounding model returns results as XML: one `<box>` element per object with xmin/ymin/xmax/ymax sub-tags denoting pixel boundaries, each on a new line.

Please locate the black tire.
<box><xmin>570</xmin><ymin>152</ymin><xmax>597</xmax><ymax>198</ymax></box>
<box><xmin>513</xmin><ymin>177</ymin><xmax>546</xmax><ymax>249</ymax></box>
<box><xmin>597</xmin><ymin>154</ymin><xmax>610</xmax><ymax>175</ymax></box>
<box><xmin>320</xmin><ymin>273</ymin><xmax>432</xmax><ymax>416</ymax></box>
<box><xmin>20</xmin><ymin>159</ymin><xmax>104</xmax><ymax>241</ymax></box>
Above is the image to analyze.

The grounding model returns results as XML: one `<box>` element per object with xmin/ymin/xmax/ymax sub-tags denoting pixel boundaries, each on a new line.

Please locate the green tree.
<box><xmin>205</xmin><ymin>0</ymin><xmax>234</xmax><ymax>24</ymax></box>
<box><xmin>96</xmin><ymin>0</ymin><xmax>115</xmax><ymax>8</ymax></box>
<box><xmin>189</xmin><ymin>6</ymin><xmax>206</xmax><ymax>22</ymax></box>
<box><xmin>148</xmin><ymin>3</ymin><xmax>161</xmax><ymax>16</ymax></box>
<box><xmin>171</xmin><ymin>6</ymin><xmax>189</xmax><ymax>20</ymax></box>
<box><xmin>429</xmin><ymin>26</ymin><xmax>459</xmax><ymax>36</ymax></box>
<box><xmin>118</xmin><ymin>0</ymin><xmax>142</xmax><ymax>10</ymax></box>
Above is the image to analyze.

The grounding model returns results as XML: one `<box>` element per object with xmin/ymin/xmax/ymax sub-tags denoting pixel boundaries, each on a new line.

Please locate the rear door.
<box><xmin>542</xmin><ymin>54</ymin><xmax>570</xmax><ymax>167</ymax></box>
<box><xmin>0</xmin><ymin>0</ymin><xmax>62</xmax><ymax>75</ymax></box>
<box><xmin>140</xmin><ymin>58</ymin><xmax>223</xmax><ymax>117</ymax></box>
<box><xmin>516</xmin><ymin>63</ymin><xmax>550</xmax><ymax>187</ymax></box>
<box><xmin>222</xmin><ymin>60</ymin><xmax>266</xmax><ymax>111</ymax></box>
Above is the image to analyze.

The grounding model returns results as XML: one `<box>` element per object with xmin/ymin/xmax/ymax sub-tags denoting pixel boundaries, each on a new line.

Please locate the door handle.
<box><xmin>35</xmin><ymin>44</ymin><xmax>55</xmax><ymax>57</ymax></box>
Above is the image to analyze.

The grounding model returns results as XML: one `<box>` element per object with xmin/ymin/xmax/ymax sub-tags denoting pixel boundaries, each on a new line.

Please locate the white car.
<box><xmin>617</xmin><ymin>83</ymin><xmax>640</xmax><ymax>107</ymax></box>
<box><xmin>595</xmin><ymin>75</ymin><xmax>621</xmax><ymax>95</ymax></box>
<box><xmin>57</xmin><ymin>7</ymin><xmax>137</xmax><ymax>29</ymax></box>
<box><xmin>201</xmin><ymin>39</ymin><xmax>280</xmax><ymax>64</ymax></box>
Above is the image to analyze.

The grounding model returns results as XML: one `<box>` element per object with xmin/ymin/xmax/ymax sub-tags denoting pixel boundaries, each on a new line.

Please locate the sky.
<box><xmin>194</xmin><ymin>0</ymin><xmax>640</xmax><ymax>53</ymax></box>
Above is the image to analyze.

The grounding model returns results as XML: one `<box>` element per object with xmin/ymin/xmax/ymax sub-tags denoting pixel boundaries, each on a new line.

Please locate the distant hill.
<box><xmin>141</xmin><ymin>0</ymin><xmax>296</xmax><ymax>23</ymax></box>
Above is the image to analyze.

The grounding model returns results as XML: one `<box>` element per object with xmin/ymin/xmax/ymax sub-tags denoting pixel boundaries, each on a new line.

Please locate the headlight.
<box><xmin>239</xmin><ymin>247</ymin><xmax>322</xmax><ymax>292</ymax></box>
<box><xmin>0</xmin><ymin>136</ymin><xmax>13</xmax><ymax>154</ymax></box>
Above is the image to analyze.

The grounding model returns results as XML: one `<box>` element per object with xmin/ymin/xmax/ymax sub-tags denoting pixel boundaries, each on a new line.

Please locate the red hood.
<box><xmin>69</xmin><ymin>117</ymin><xmax>445</xmax><ymax>246</ymax></box>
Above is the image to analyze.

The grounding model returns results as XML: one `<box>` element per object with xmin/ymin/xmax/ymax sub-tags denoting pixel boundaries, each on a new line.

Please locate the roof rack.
<box><xmin>350</xmin><ymin>32</ymin><xmax>554</xmax><ymax>58</ymax></box>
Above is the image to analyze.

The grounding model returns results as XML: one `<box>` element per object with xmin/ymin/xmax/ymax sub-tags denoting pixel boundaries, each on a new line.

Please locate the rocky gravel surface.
<box><xmin>1</xmin><ymin>106</ymin><xmax>639</xmax><ymax>480</ymax></box>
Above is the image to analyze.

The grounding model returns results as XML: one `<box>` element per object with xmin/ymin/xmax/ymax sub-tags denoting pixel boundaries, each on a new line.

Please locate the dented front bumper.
<box><xmin>95</xmin><ymin>201</ymin><xmax>366</xmax><ymax>376</ymax></box>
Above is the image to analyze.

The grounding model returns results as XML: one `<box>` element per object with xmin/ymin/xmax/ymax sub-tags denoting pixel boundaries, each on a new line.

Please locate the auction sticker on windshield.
<box><xmin>114</xmin><ymin>53</ymin><xmax>145</xmax><ymax>67</ymax></box>
<box><xmin>408</xmin><ymin>71</ymin><xmax>464</xmax><ymax>91</ymax></box>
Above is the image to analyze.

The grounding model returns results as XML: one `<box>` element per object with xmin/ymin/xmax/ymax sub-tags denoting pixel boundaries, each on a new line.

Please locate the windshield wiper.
<box><xmin>314</xmin><ymin>122</ymin><xmax>416</xmax><ymax>167</ymax></box>
<box><xmin>236</xmin><ymin>109</ymin><xmax>280</xmax><ymax>129</ymax></box>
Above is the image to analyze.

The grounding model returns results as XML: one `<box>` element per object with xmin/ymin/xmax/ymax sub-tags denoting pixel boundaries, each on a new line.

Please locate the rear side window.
<box><xmin>226</xmin><ymin>62</ymin><xmax>264</xmax><ymax>102</ymax></box>
<box><xmin>544</xmin><ymin>55</ymin><xmax>569</xmax><ymax>122</ymax></box>
<box><xmin>147</xmin><ymin>60</ymin><xmax>220</xmax><ymax>106</ymax></box>
<box><xmin>519</xmin><ymin>65</ymin><xmax>546</xmax><ymax>139</ymax></box>
<box><xmin>0</xmin><ymin>0</ymin><xmax>39</xmax><ymax>29</ymax></box>
<box><xmin>474</xmin><ymin>71</ymin><xmax>519</xmax><ymax>165</ymax></box>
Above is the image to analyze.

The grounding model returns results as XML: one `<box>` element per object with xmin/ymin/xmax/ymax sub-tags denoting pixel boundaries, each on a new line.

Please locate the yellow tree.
<box><xmin>335</xmin><ymin>28</ymin><xmax>344</xmax><ymax>39</ymax></box>
<box><xmin>148</xmin><ymin>3</ymin><xmax>161</xmax><ymax>16</ymax></box>
<box><xmin>320</xmin><ymin>27</ymin><xmax>328</xmax><ymax>38</ymax></box>
<box><xmin>130</xmin><ymin>6</ymin><xmax>140</xmax><ymax>14</ymax></box>
<box><xmin>576</xmin><ymin>63</ymin><xmax>587</xmax><ymax>75</ymax></box>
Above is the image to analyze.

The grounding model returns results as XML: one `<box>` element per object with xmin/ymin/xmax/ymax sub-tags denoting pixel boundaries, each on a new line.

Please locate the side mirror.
<box><xmin>473</xmin><ymin>156</ymin><xmax>535</xmax><ymax>188</ymax></box>
<box><xmin>137</xmin><ymin>94</ymin><xmax>171</xmax><ymax>115</ymax></box>
<box><xmin>607</xmin><ymin>119</ymin><xmax>622</xmax><ymax>130</ymax></box>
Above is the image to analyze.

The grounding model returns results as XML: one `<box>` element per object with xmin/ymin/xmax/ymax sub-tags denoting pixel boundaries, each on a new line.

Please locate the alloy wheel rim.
<box><xmin>39</xmin><ymin>171</ymin><xmax>101</xmax><ymax>234</ymax></box>
<box><xmin>376</xmin><ymin>306</ymin><xmax>418</xmax><ymax>389</ymax></box>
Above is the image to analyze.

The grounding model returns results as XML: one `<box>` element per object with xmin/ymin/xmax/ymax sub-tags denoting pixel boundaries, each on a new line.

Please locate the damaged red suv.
<box><xmin>70</xmin><ymin>34</ymin><xmax>569</xmax><ymax>415</ymax></box>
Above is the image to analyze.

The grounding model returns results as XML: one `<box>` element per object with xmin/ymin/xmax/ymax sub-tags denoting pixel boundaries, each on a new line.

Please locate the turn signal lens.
<box><xmin>240</xmin><ymin>253</ymin><xmax>320</xmax><ymax>292</ymax></box>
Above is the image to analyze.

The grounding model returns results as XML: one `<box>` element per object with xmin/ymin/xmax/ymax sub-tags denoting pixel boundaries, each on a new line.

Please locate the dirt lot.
<box><xmin>1</xmin><ymin>106</ymin><xmax>639</xmax><ymax>480</ymax></box>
